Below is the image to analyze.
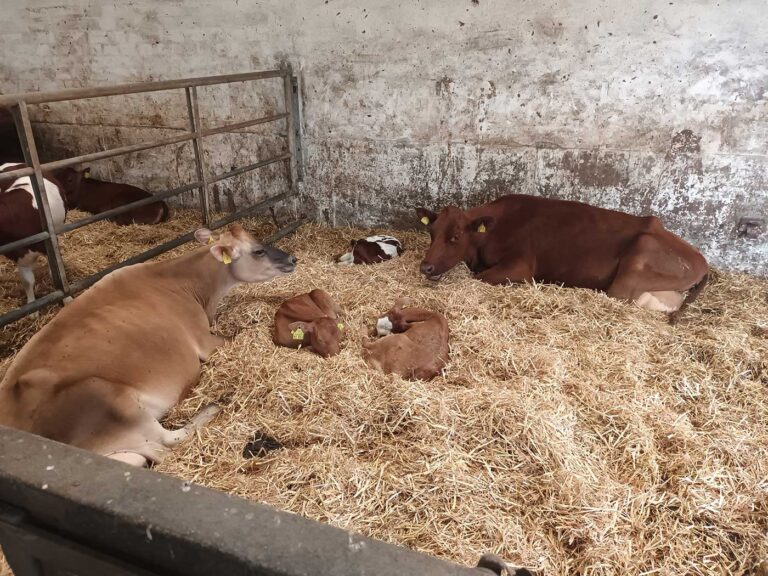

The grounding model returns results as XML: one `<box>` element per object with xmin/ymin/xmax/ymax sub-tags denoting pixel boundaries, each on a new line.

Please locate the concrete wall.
<box><xmin>1</xmin><ymin>1</ymin><xmax>766</xmax><ymax>274</ymax></box>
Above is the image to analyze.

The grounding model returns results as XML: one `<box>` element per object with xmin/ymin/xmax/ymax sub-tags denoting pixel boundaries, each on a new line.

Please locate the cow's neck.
<box><xmin>170</xmin><ymin>247</ymin><xmax>239</xmax><ymax>323</ymax></box>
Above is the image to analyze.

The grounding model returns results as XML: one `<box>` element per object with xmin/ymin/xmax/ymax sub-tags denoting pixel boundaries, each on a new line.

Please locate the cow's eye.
<box><xmin>449</xmin><ymin>235</ymin><xmax>458</xmax><ymax>243</ymax></box>
<box><xmin>252</xmin><ymin>249</ymin><xmax>266</xmax><ymax>256</ymax></box>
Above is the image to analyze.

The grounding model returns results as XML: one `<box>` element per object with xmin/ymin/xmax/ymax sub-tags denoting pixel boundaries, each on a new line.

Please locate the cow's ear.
<box><xmin>415</xmin><ymin>207</ymin><xmax>437</xmax><ymax>226</ymax></box>
<box><xmin>210</xmin><ymin>244</ymin><xmax>241</xmax><ymax>264</ymax></box>
<box><xmin>469</xmin><ymin>216</ymin><xmax>493</xmax><ymax>234</ymax></box>
<box><xmin>194</xmin><ymin>228</ymin><xmax>215</xmax><ymax>244</ymax></box>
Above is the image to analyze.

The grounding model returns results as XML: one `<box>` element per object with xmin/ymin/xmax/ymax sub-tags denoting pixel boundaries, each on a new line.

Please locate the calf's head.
<box><xmin>194</xmin><ymin>224</ymin><xmax>296</xmax><ymax>282</ymax></box>
<box><xmin>415</xmin><ymin>206</ymin><xmax>492</xmax><ymax>280</ymax></box>
<box><xmin>289</xmin><ymin>318</ymin><xmax>343</xmax><ymax>357</ymax></box>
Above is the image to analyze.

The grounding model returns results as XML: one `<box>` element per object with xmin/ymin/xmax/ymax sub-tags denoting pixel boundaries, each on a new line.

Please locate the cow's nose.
<box><xmin>290</xmin><ymin>256</ymin><xmax>298</xmax><ymax>264</ymax></box>
<box><xmin>420</xmin><ymin>262</ymin><xmax>435</xmax><ymax>276</ymax></box>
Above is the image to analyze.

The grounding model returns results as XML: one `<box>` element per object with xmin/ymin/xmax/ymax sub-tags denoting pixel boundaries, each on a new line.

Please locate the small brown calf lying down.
<box><xmin>273</xmin><ymin>289</ymin><xmax>345</xmax><ymax>357</ymax></box>
<box><xmin>363</xmin><ymin>299</ymin><xmax>449</xmax><ymax>380</ymax></box>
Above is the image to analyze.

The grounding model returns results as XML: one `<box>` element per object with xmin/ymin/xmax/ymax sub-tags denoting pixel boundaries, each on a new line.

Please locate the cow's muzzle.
<box><xmin>420</xmin><ymin>262</ymin><xmax>442</xmax><ymax>281</ymax></box>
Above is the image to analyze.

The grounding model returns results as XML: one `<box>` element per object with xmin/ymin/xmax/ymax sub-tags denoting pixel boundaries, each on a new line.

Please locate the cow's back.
<box><xmin>79</xmin><ymin>179</ymin><xmax>168</xmax><ymax>225</ymax></box>
<box><xmin>0</xmin><ymin>261</ymin><xmax>209</xmax><ymax>433</ymax></box>
<box><xmin>477</xmin><ymin>195</ymin><xmax>661</xmax><ymax>289</ymax></box>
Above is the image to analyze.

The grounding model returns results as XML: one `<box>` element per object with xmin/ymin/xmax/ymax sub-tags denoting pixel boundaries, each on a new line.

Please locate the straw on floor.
<box><xmin>1</xmin><ymin>209</ymin><xmax>766</xmax><ymax>575</ymax></box>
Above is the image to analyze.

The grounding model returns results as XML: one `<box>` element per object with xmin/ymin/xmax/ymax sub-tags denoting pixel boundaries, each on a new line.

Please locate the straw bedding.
<box><xmin>1</xmin><ymin>209</ymin><xmax>767</xmax><ymax>575</ymax></box>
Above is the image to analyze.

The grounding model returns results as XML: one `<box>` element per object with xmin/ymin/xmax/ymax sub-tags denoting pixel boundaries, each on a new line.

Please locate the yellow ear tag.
<box><xmin>222</xmin><ymin>252</ymin><xmax>232</xmax><ymax>265</ymax></box>
<box><xmin>208</xmin><ymin>237</ymin><xmax>214</xmax><ymax>245</ymax></box>
<box><xmin>420</xmin><ymin>217</ymin><xmax>430</xmax><ymax>225</ymax></box>
<box><xmin>477</xmin><ymin>223</ymin><xmax>487</xmax><ymax>233</ymax></box>
<box><xmin>291</xmin><ymin>328</ymin><xmax>305</xmax><ymax>340</ymax></box>
<box><xmin>337</xmin><ymin>322</ymin><xmax>344</xmax><ymax>330</ymax></box>
<box><xmin>84</xmin><ymin>170</ymin><xmax>91</xmax><ymax>179</ymax></box>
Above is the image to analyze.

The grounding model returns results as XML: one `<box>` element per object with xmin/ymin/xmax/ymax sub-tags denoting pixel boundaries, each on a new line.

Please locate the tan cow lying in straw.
<box><xmin>363</xmin><ymin>299</ymin><xmax>450</xmax><ymax>380</ymax></box>
<box><xmin>0</xmin><ymin>224</ymin><xmax>296</xmax><ymax>467</ymax></box>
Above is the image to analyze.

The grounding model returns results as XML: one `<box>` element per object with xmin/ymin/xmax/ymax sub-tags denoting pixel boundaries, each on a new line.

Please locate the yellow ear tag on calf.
<box><xmin>337</xmin><ymin>323</ymin><xmax>344</xmax><ymax>330</ymax></box>
<box><xmin>84</xmin><ymin>169</ymin><xmax>91</xmax><ymax>179</ymax></box>
<box><xmin>291</xmin><ymin>328</ymin><xmax>305</xmax><ymax>340</ymax></box>
<box><xmin>208</xmin><ymin>237</ymin><xmax>214</xmax><ymax>245</ymax></box>
<box><xmin>420</xmin><ymin>217</ymin><xmax>429</xmax><ymax>225</ymax></box>
<box><xmin>222</xmin><ymin>252</ymin><xmax>232</xmax><ymax>265</ymax></box>
<box><xmin>477</xmin><ymin>223</ymin><xmax>487</xmax><ymax>233</ymax></box>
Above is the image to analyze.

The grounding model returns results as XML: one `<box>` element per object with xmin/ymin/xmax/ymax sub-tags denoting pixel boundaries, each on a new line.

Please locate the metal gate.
<box><xmin>0</xmin><ymin>68</ymin><xmax>304</xmax><ymax>327</ymax></box>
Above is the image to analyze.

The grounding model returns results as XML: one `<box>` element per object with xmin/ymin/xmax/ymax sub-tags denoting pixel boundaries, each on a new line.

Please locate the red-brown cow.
<box><xmin>0</xmin><ymin>107</ymin><xmax>24</xmax><ymax>163</ymax></box>
<box><xmin>56</xmin><ymin>166</ymin><xmax>168</xmax><ymax>225</ymax></box>
<box><xmin>363</xmin><ymin>299</ymin><xmax>449</xmax><ymax>380</ymax></box>
<box><xmin>416</xmin><ymin>195</ymin><xmax>708</xmax><ymax>320</ymax></box>
<box><xmin>273</xmin><ymin>289</ymin><xmax>344</xmax><ymax>357</ymax></box>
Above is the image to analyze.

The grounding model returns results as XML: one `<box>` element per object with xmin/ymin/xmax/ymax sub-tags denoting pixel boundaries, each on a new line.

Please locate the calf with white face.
<box><xmin>364</xmin><ymin>299</ymin><xmax>450</xmax><ymax>381</ymax></box>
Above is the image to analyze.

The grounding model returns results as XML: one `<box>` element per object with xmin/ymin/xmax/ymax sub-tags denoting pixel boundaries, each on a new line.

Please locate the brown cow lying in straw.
<box><xmin>416</xmin><ymin>194</ymin><xmax>708</xmax><ymax>320</ymax></box>
<box><xmin>0</xmin><ymin>224</ymin><xmax>296</xmax><ymax>467</ymax></box>
<box><xmin>273</xmin><ymin>289</ymin><xmax>344</xmax><ymax>357</ymax></box>
<box><xmin>363</xmin><ymin>299</ymin><xmax>449</xmax><ymax>380</ymax></box>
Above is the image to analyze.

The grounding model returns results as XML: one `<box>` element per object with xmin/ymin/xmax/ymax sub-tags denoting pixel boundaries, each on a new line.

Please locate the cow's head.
<box><xmin>194</xmin><ymin>224</ymin><xmax>296</xmax><ymax>282</ymax></box>
<box><xmin>415</xmin><ymin>206</ymin><xmax>492</xmax><ymax>280</ymax></box>
<box><xmin>53</xmin><ymin>164</ymin><xmax>90</xmax><ymax>208</ymax></box>
<box><xmin>288</xmin><ymin>318</ymin><xmax>342</xmax><ymax>357</ymax></box>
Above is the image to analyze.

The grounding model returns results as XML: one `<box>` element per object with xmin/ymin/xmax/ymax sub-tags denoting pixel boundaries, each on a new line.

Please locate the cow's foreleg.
<box><xmin>198</xmin><ymin>333</ymin><xmax>226</xmax><ymax>361</ymax></box>
<box><xmin>474</xmin><ymin>258</ymin><xmax>533</xmax><ymax>286</ymax></box>
<box><xmin>157</xmin><ymin>403</ymin><xmax>221</xmax><ymax>448</ymax></box>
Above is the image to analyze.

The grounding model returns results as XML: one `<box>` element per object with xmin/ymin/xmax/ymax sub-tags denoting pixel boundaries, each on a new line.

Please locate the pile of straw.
<box><xmin>1</xmin><ymin>209</ymin><xmax>767</xmax><ymax>575</ymax></box>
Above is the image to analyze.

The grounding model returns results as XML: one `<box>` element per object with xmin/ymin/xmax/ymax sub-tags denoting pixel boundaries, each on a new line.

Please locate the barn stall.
<box><xmin>1</xmin><ymin>1</ymin><xmax>768</xmax><ymax>575</ymax></box>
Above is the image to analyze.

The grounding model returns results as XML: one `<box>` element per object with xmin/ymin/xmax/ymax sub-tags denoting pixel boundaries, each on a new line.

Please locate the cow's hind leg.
<box><xmin>608</xmin><ymin>233</ymin><xmax>702</xmax><ymax>313</ymax></box>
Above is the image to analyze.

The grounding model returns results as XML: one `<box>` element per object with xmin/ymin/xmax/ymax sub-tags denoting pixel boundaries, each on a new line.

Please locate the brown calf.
<box><xmin>56</xmin><ymin>166</ymin><xmax>169</xmax><ymax>225</ymax></box>
<box><xmin>416</xmin><ymin>195</ymin><xmax>708</xmax><ymax>319</ymax></box>
<box><xmin>274</xmin><ymin>289</ymin><xmax>344</xmax><ymax>357</ymax></box>
<box><xmin>363</xmin><ymin>299</ymin><xmax>450</xmax><ymax>380</ymax></box>
<box><xmin>0</xmin><ymin>224</ymin><xmax>296</xmax><ymax>466</ymax></box>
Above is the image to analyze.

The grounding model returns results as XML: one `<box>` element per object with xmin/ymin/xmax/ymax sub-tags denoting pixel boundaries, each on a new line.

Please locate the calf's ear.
<box><xmin>288</xmin><ymin>321</ymin><xmax>313</xmax><ymax>340</ymax></box>
<box><xmin>415</xmin><ymin>207</ymin><xmax>438</xmax><ymax>226</ymax></box>
<box><xmin>469</xmin><ymin>216</ymin><xmax>493</xmax><ymax>234</ymax></box>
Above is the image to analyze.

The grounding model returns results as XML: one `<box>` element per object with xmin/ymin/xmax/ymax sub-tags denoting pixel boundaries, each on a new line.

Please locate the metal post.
<box><xmin>282</xmin><ymin>68</ymin><xmax>299</xmax><ymax>194</ymax></box>
<box><xmin>186</xmin><ymin>86</ymin><xmax>211</xmax><ymax>226</ymax></box>
<box><xmin>12</xmin><ymin>102</ymin><xmax>70</xmax><ymax>294</ymax></box>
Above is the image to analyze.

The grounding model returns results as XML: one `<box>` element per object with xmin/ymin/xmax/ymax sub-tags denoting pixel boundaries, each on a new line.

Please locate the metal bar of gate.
<box><xmin>0</xmin><ymin>112</ymin><xmax>288</xmax><ymax>185</ymax></box>
<box><xmin>0</xmin><ymin>70</ymin><xmax>285</xmax><ymax>107</ymax></box>
<box><xmin>186</xmin><ymin>86</ymin><xmax>211</xmax><ymax>226</ymax></box>
<box><xmin>12</xmin><ymin>102</ymin><xmax>70</xmax><ymax>294</ymax></box>
<box><xmin>68</xmin><ymin>193</ymin><xmax>293</xmax><ymax>294</ymax></box>
<box><xmin>282</xmin><ymin>66</ymin><xmax>299</xmax><ymax>192</ymax></box>
<box><xmin>56</xmin><ymin>153</ymin><xmax>290</xmax><ymax>236</ymax></box>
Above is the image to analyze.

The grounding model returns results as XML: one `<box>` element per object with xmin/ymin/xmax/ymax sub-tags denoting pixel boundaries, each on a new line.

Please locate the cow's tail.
<box><xmin>669</xmin><ymin>270</ymin><xmax>709</xmax><ymax>325</ymax></box>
